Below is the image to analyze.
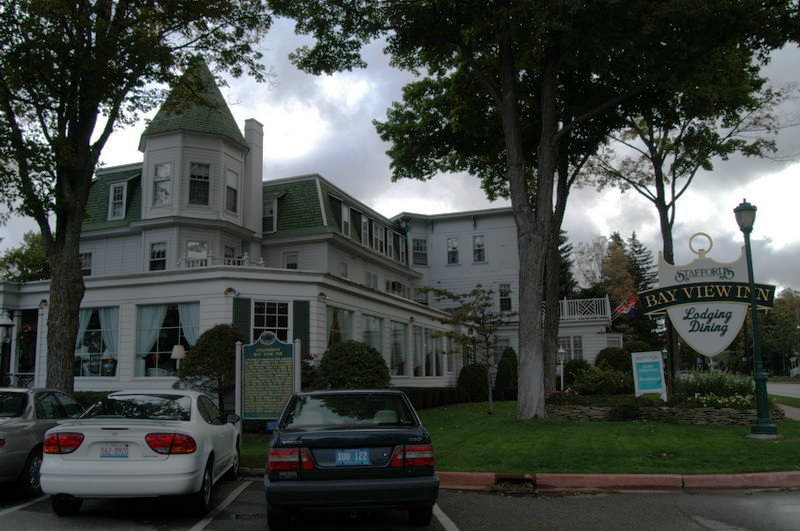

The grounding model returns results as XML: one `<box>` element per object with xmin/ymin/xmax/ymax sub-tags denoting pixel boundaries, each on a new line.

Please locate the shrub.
<box><xmin>572</xmin><ymin>365</ymin><xmax>633</xmax><ymax>395</ymax></box>
<box><xmin>673</xmin><ymin>370</ymin><xmax>753</xmax><ymax>398</ymax></box>
<box><xmin>623</xmin><ymin>339</ymin><xmax>655</xmax><ymax>355</ymax></box>
<box><xmin>564</xmin><ymin>358</ymin><xmax>590</xmax><ymax>388</ymax></box>
<box><xmin>458</xmin><ymin>363</ymin><xmax>488</xmax><ymax>402</ymax></box>
<box><xmin>398</xmin><ymin>387</ymin><xmax>462</xmax><ymax>410</ymax></box>
<box><xmin>177</xmin><ymin>324</ymin><xmax>244</xmax><ymax>412</ymax></box>
<box><xmin>301</xmin><ymin>352</ymin><xmax>326</xmax><ymax>391</ymax></box>
<box><xmin>319</xmin><ymin>340</ymin><xmax>391</xmax><ymax>389</ymax></box>
<box><xmin>595</xmin><ymin>347</ymin><xmax>632</xmax><ymax>373</ymax></box>
<box><xmin>545</xmin><ymin>389</ymin><xmax>587</xmax><ymax>405</ymax></box>
<box><xmin>494</xmin><ymin>347</ymin><xmax>518</xmax><ymax>400</ymax></box>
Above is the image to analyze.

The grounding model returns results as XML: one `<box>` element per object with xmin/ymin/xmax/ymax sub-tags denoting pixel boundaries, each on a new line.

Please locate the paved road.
<box><xmin>768</xmin><ymin>382</ymin><xmax>800</xmax><ymax>399</ymax></box>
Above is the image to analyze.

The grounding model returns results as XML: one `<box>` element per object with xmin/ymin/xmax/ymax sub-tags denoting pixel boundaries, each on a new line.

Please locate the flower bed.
<box><xmin>547</xmin><ymin>404</ymin><xmax>786</xmax><ymax>425</ymax></box>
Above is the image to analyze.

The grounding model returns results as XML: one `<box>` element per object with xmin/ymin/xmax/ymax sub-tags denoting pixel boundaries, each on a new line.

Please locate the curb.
<box><xmin>242</xmin><ymin>467</ymin><xmax>800</xmax><ymax>491</ymax></box>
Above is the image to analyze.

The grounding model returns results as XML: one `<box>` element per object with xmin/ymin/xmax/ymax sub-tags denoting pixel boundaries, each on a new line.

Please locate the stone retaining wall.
<box><xmin>546</xmin><ymin>405</ymin><xmax>786</xmax><ymax>425</ymax></box>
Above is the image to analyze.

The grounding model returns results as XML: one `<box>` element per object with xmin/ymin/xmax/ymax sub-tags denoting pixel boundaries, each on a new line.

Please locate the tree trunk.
<box><xmin>657</xmin><ymin>202</ymin><xmax>680</xmax><ymax>386</ymax></box>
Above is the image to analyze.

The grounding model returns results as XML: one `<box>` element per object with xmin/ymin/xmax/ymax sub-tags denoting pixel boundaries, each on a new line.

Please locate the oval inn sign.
<box><xmin>638</xmin><ymin>233</ymin><xmax>775</xmax><ymax>357</ymax></box>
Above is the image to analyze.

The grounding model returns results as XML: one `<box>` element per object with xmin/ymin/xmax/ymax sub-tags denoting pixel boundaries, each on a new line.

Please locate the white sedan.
<box><xmin>40</xmin><ymin>390</ymin><xmax>240</xmax><ymax>516</ymax></box>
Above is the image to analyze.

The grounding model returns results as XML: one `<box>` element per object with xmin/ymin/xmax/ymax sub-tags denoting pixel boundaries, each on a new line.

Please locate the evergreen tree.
<box><xmin>627</xmin><ymin>232</ymin><xmax>657</xmax><ymax>291</ymax></box>
<box><xmin>558</xmin><ymin>231</ymin><xmax>578</xmax><ymax>298</ymax></box>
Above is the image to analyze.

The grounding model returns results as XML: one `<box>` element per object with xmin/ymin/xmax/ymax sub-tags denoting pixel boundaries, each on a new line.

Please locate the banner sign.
<box><xmin>637</xmin><ymin>233</ymin><xmax>775</xmax><ymax>358</ymax></box>
<box><xmin>631</xmin><ymin>351</ymin><xmax>667</xmax><ymax>401</ymax></box>
<box><xmin>240</xmin><ymin>332</ymin><xmax>299</xmax><ymax>420</ymax></box>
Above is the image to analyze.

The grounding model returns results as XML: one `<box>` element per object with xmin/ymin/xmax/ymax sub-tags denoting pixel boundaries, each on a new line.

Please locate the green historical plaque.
<box><xmin>241</xmin><ymin>332</ymin><xmax>297</xmax><ymax>419</ymax></box>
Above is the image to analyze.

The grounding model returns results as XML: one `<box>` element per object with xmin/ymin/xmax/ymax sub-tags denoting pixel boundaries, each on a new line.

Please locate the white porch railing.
<box><xmin>177</xmin><ymin>252</ymin><xmax>266</xmax><ymax>269</ymax></box>
<box><xmin>559</xmin><ymin>297</ymin><xmax>611</xmax><ymax>322</ymax></box>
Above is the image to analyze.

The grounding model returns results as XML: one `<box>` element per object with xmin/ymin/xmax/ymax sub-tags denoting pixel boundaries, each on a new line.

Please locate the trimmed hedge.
<box><xmin>397</xmin><ymin>387</ymin><xmax>463</xmax><ymax>410</ymax></box>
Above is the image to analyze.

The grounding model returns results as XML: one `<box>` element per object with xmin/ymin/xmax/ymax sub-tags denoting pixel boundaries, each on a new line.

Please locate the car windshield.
<box><xmin>282</xmin><ymin>394</ymin><xmax>416</xmax><ymax>431</ymax></box>
<box><xmin>0</xmin><ymin>392</ymin><xmax>27</xmax><ymax>418</ymax></box>
<box><xmin>84</xmin><ymin>394</ymin><xmax>192</xmax><ymax>421</ymax></box>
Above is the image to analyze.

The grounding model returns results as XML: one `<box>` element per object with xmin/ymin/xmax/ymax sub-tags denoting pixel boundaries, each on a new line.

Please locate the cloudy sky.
<box><xmin>2</xmin><ymin>18</ymin><xmax>799</xmax><ymax>291</ymax></box>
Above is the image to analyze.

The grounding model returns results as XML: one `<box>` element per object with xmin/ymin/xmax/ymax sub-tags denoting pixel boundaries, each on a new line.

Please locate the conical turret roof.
<box><xmin>140</xmin><ymin>58</ymin><xmax>247</xmax><ymax>150</ymax></box>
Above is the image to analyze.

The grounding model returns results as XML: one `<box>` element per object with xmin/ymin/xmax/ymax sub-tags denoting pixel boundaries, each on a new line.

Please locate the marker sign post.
<box><xmin>235</xmin><ymin>332</ymin><xmax>300</xmax><ymax>422</ymax></box>
<box><xmin>631</xmin><ymin>351</ymin><xmax>667</xmax><ymax>401</ymax></box>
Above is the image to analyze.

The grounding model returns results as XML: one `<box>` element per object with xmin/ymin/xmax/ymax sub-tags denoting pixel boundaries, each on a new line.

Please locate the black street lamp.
<box><xmin>733</xmin><ymin>199</ymin><xmax>779</xmax><ymax>438</ymax></box>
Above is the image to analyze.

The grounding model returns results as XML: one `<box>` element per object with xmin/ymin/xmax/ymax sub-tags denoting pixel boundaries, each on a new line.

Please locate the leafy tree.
<box><xmin>0</xmin><ymin>1</ymin><xmax>272</xmax><ymax>392</ymax></box>
<box><xmin>176</xmin><ymin>324</ymin><xmax>244</xmax><ymax>413</ymax></box>
<box><xmin>422</xmin><ymin>284</ymin><xmax>516</xmax><ymax>414</ymax></box>
<box><xmin>603</xmin><ymin>232</ymin><xmax>635</xmax><ymax>306</ymax></box>
<box><xmin>0</xmin><ymin>231</ymin><xmax>49</xmax><ymax>282</ymax></box>
<box><xmin>573</xmin><ymin>236</ymin><xmax>608</xmax><ymax>294</ymax></box>
<box><xmin>270</xmin><ymin>0</ymin><xmax>796</xmax><ymax>418</ymax></box>
<box><xmin>761</xmin><ymin>288</ymin><xmax>800</xmax><ymax>375</ymax></box>
<box><xmin>319</xmin><ymin>340</ymin><xmax>391</xmax><ymax>389</ymax></box>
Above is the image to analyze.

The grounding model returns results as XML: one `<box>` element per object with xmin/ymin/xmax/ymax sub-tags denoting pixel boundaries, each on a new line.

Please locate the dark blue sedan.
<box><xmin>264</xmin><ymin>390</ymin><xmax>439</xmax><ymax>529</ymax></box>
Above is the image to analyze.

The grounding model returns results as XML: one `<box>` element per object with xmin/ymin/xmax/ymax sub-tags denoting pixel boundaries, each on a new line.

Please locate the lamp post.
<box><xmin>734</xmin><ymin>199</ymin><xmax>778</xmax><ymax>438</ymax></box>
<box><xmin>557</xmin><ymin>347</ymin><xmax>566</xmax><ymax>391</ymax></box>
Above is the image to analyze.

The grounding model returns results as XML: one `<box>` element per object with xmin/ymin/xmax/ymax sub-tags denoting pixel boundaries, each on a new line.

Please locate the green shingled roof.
<box><xmin>82</xmin><ymin>168</ymin><xmax>142</xmax><ymax>231</ymax></box>
<box><xmin>263</xmin><ymin>179</ymin><xmax>326</xmax><ymax>237</ymax></box>
<box><xmin>141</xmin><ymin>58</ymin><xmax>246</xmax><ymax>149</ymax></box>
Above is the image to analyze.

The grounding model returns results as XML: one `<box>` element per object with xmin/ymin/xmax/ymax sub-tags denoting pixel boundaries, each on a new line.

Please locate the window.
<box><xmin>361</xmin><ymin>217</ymin><xmax>369</xmax><ymax>246</ymax></box>
<box><xmin>399</xmin><ymin>236</ymin><xmax>407</xmax><ymax>264</ymax></box>
<box><xmin>558</xmin><ymin>336</ymin><xmax>584</xmax><ymax>361</ymax></box>
<box><xmin>386</xmin><ymin>280</ymin><xmax>411</xmax><ymax>298</ymax></box>
<box><xmin>446</xmin><ymin>237</ymin><xmax>459</xmax><ymax>264</ymax></box>
<box><xmin>363</xmin><ymin>315</ymin><xmax>383</xmax><ymax>353</ymax></box>
<box><xmin>340</xmin><ymin>261</ymin><xmax>349</xmax><ymax>278</ymax></box>
<box><xmin>499</xmin><ymin>283</ymin><xmax>512</xmax><ymax>312</ymax></box>
<box><xmin>283</xmin><ymin>252</ymin><xmax>299</xmax><ymax>270</ymax></box>
<box><xmin>473</xmin><ymin>234</ymin><xmax>486</xmax><ymax>263</ymax></box>
<box><xmin>365</xmin><ymin>270</ymin><xmax>378</xmax><ymax>289</ymax></box>
<box><xmin>341</xmin><ymin>205</ymin><xmax>351</xmax><ymax>238</ymax></box>
<box><xmin>108</xmin><ymin>182</ymin><xmax>126</xmax><ymax>220</ymax></box>
<box><xmin>413</xmin><ymin>326</ymin><xmax>424</xmax><ymax>376</ymax></box>
<box><xmin>373</xmin><ymin>222</ymin><xmax>385</xmax><ymax>253</ymax></box>
<box><xmin>149</xmin><ymin>242</ymin><xmax>167</xmax><ymax>271</ymax></box>
<box><xmin>434</xmin><ymin>335</ymin><xmax>444</xmax><ymax>377</ymax></box>
<box><xmin>326</xmin><ymin>307</ymin><xmax>353</xmax><ymax>347</ymax></box>
<box><xmin>79</xmin><ymin>252</ymin><xmax>92</xmax><ymax>276</ymax></box>
<box><xmin>188</xmin><ymin>162</ymin><xmax>210</xmax><ymax>205</ymax></box>
<box><xmin>390</xmin><ymin>321</ymin><xmax>407</xmax><ymax>376</ymax></box>
<box><xmin>263</xmin><ymin>197</ymin><xmax>277</xmax><ymax>233</ymax></box>
<box><xmin>414</xmin><ymin>288</ymin><xmax>429</xmax><ymax>306</ymax></box>
<box><xmin>186</xmin><ymin>241</ymin><xmax>208</xmax><ymax>267</ymax></box>
<box><xmin>253</xmin><ymin>301</ymin><xmax>290</xmax><ymax>342</ymax></box>
<box><xmin>607</xmin><ymin>336</ymin><xmax>622</xmax><ymax>348</ymax></box>
<box><xmin>224</xmin><ymin>245</ymin><xmax>236</xmax><ymax>264</ymax></box>
<box><xmin>75</xmin><ymin>307</ymin><xmax>119</xmax><ymax>377</ymax></box>
<box><xmin>387</xmin><ymin>232</ymin><xmax>395</xmax><ymax>259</ymax></box>
<box><xmin>425</xmin><ymin>328</ymin><xmax>435</xmax><ymax>376</ymax></box>
<box><xmin>136</xmin><ymin>303</ymin><xmax>199</xmax><ymax>377</ymax></box>
<box><xmin>225</xmin><ymin>169</ymin><xmax>238</xmax><ymax>212</ymax></box>
<box><xmin>153</xmin><ymin>162</ymin><xmax>171</xmax><ymax>206</ymax></box>
<box><xmin>412</xmin><ymin>238</ymin><xmax>428</xmax><ymax>266</ymax></box>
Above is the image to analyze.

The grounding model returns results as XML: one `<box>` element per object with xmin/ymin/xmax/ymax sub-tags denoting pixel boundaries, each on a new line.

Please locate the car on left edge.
<box><xmin>0</xmin><ymin>387</ymin><xmax>84</xmax><ymax>496</ymax></box>
<box><xmin>40</xmin><ymin>389</ymin><xmax>240</xmax><ymax>517</ymax></box>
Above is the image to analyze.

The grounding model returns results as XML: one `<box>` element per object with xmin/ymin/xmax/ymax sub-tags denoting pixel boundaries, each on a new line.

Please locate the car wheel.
<box><xmin>51</xmin><ymin>494</ymin><xmax>82</xmax><ymax>516</ymax></box>
<box><xmin>189</xmin><ymin>460</ymin><xmax>214</xmax><ymax>516</ymax></box>
<box><xmin>18</xmin><ymin>448</ymin><xmax>43</xmax><ymax>496</ymax></box>
<box><xmin>267</xmin><ymin>504</ymin><xmax>291</xmax><ymax>530</ymax></box>
<box><xmin>224</xmin><ymin>443</ymin><xmax>240</xmax><ymax>480</ymax></box>
<box><xmin>409</xmin><ymin>506</ymin><xmax>433</xmax><ymax>527</ymax></box>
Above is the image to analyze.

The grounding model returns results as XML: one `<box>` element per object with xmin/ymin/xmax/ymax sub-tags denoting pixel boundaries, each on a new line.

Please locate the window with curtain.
<box><xmin>136</xmin><ymin>302</ymin><xmax>199</xmax><ymax>377</ymax></box>
<box><xmin>326</xmin><ymin>307</ymin><xmax>353</xmax><ymax>347</ymax></box>
<box><xmin>425</xmin><ymin>328</ymin><xmax>435</xmax><ymax>376</ymax></box>
<box><xmin>390</xmin><ymin>321</ymin><xmax>407</xmax><ymax>376</ymax></box>
<box><xmin>75</xmin><ymin>307</ymin><xmax>119</xmax><ymax>377</ymax></box>
<box><xmin>363</xmin><ymin>315</ymin><xmax>383</xmax><ymax>353</ymax></box>
<box><xmin>434</xmin><ymin>335</ymin><xmax>444</xmax><ymax>376</ymax></box>
<box><xmin>253</xmin><ymin>301</ymin><xmax>289</xmax><ymax>342</ymax></box>
<box><xmin>413</xmin><ymin>326</ymin><xmax>424</xmax><ymax>376</ymax></box>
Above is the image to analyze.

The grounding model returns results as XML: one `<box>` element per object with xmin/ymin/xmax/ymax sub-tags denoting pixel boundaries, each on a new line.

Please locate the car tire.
<box><xmin>224</xmin><ymin>442</ymin><xmax>240</xmax><ymax>481</ymax></box>
<box><xmin>267</xmin><ymin>504</ymin><xmax>290</xmax><ymax>530</ymax></box>
<box><xmin>51</xmin><ymin>494</ymin><xmax>82</xmax><ymax>516</ymax></box>
<box><xmin>189</xmin><ymin>460</ymin><xmax>214</xmax><ymax>516</ymax></box>
<box><xmin>409</xmin><ymin>506</ymin><xmax>433</xmax><ymax>527</ymax></box>
<box><xmin>18</xmin><ymin>448</ymin><xmax>43</xmax><ymax>497</ymax></box>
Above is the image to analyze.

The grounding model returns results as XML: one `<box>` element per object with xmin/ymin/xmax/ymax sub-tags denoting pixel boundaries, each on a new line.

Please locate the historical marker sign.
<box><xmin>239</xmin><ymin>332</ymin><xmax>300</xmax><ymax>419</ymax></box>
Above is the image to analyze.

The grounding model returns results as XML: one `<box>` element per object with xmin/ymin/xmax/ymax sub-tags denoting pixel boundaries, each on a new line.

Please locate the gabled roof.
<box><xmin>140</xmin><ymin>58</ymin><xmax>247</xmax><ymax>150</ymax></box>
<box><xmin>82</xmin><ymin>166</ymin><xmax>142</xmax><ymax>231</ymax></box>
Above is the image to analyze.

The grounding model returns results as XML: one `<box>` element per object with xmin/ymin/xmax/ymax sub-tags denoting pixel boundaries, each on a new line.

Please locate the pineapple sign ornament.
<box><xmin>639</xmin><ymin>232</ymin><xmax>775</xmax><ymax>357</ymax></box>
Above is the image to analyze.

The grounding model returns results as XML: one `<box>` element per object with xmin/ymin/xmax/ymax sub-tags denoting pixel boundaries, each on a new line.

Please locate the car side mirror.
<box><xmin>226</xmin><ymin>413</ymin><xmax>241</xmax><ymax>424</ymax></box>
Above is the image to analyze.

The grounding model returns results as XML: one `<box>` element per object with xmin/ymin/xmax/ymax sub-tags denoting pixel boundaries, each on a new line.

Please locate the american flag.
<box><xmin>614</xmin><ymin>295</ymin><xmax>639</xmax><ymax>316</ymax></box>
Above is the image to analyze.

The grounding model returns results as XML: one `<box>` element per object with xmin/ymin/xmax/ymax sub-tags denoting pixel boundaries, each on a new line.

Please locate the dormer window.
<box><xmin>373</xmin><ymin>222</ymin><xmax>385</xmax><ymax>253</ymax></box>
<box><xmin>263</xmin><ymin>197</ymin><xmax>277</xmax><ymax>233</ymax></box>
<box><xmin>153</xmin><ymin>162</ymin><xmax>171</xmax><ymax>206</ymax></box>
<box><xmin>225</xmin><ymin>169</ymin><xmax>238</xmax><ymax>213</ymax></box>
<box><xmin>361</xmin><ymin>217</ymin><xmax>369</xmax><ymax>246</ymax></box>
<box><xmin>341</xmin><ymin>205</ymin><xmax>351</xmax><ymax>238</ymax></box>
<box><xmin>189</xmin><ymin>163</ymin><xmax>210</xmax><ymax>205</ymax></box>
<box><xmin>108</xmin><ymin>182</ymin><xmax>127</xmax><ymax>220</ymax></box>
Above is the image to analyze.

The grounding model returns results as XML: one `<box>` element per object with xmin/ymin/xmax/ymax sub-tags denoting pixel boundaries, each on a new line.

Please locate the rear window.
<box><xmin>85</xmin><ymin>394</ymin><xmax>191</xmax><ymax>421</ymax></box>
<box><xmin>282</xmin><ymin>394</ymin><xmax>417</xmax><ymax>430</ymax></box>
<box><xmin>0</xmin><ymin>392</ymin><xmax>27</xmax><ymax>418</ymax></box>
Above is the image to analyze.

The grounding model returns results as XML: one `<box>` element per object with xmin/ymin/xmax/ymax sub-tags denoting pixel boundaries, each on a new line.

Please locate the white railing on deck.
<box><xmin>559</xmin><ymin>297</ymin><xmax>611</xmax><ymax>321</ymax></box>
<box><xmin>178</xmin><ymin>252</ymin><xmax>266</xmax><ymax>269</ymax></box>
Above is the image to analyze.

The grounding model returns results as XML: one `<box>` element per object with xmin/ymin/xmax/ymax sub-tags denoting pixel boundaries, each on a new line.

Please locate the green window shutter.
<box><xmin>293</xmin><ymin>300</ymin><xmax>310</xmax><ymax>355</ymax></box>
<box><xmin>232</xmin><ymin>297</ymin><xmax>251</xmax><ymax>343</ymax></box>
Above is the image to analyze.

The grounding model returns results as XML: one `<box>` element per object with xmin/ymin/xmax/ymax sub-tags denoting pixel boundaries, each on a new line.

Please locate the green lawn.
<box><xmin>771</xmin><ymin>395</ymin><xmax>800</xmax><ymax>409</ymax></box>
<box><xmin>241</xmin><ymin>401</ymin><xmax>800</xmax><ymax>474</ymax></box>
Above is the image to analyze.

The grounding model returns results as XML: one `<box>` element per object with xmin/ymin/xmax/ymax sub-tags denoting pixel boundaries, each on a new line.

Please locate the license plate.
<box><xmin>100</xmin><ymin>443</ymin><xmax>129</xmax><ymax>458</ymax></box>
<box><xmin>335</xmin><ymin>448</ymin><xmax>370</xmax><ymax>466</ymax></box>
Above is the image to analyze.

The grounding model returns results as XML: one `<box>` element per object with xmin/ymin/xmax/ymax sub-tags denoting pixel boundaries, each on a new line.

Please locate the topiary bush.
<box><xmin>595</xmin><ymin>347</ymin><xmax>632</xmax><ymax>373</ymax></box>
<box><xmin>319</xmin><ymin>340</ymin><xmax>391</xmax><ymax>389</ymax></box>
<box><xmin>457</xmin><ymin>363</ymin><xmax>488</xmax><ymax>402</ymax></box>
<box><xmin>493</xmin><ymin>347</ymin><xmax>518</xmax><ymax>400</ymax></box>
<box><xmin>564</xmin><ymin>358</ymin><xmax>590</xmax><ymax>388</ymax></box>
<box><xmin>571</xmin><ymin>365</ymin><xmax>634</xmax><ymax>395</ymax></box>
